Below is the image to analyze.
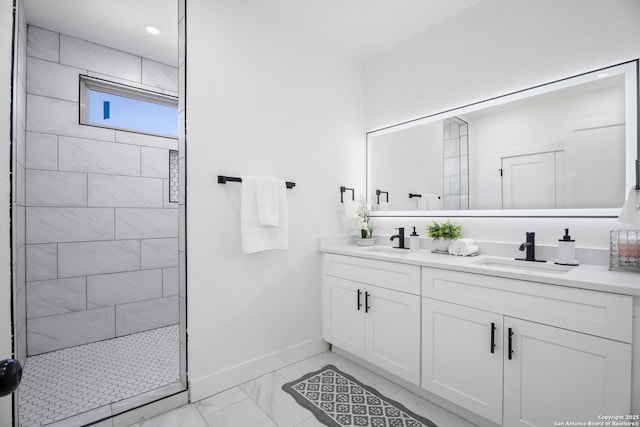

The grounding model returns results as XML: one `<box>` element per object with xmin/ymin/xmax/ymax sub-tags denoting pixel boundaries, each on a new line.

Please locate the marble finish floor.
<box><xmin>128</xmin><ymin>350</ymin><xmax>477</xmax><ymax>427</ymax></box>
<box><xmin>19</xmin><ymin>325</ymin><xmax>180</xmax><ymax>427</ymax></box>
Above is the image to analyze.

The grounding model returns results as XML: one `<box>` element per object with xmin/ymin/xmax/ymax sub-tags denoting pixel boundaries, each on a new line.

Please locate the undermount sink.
<box><xmin>471</xmin><ymin>257</ymin><xmax>575</xmax><ymax>274</ymax></box>
<box><xmin>364</xmin><ymin>246</ymin><xmax>411</xmax><ymax>255</ymax></box>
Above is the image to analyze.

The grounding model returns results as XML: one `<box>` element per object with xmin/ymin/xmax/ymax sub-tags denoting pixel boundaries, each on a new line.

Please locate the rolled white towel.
<box><xmin>448</xmin><ymin>238</ymin><xmax>477</xmax><ymax>256</ymax></box>
<box><xmin>455</xmin><ymin>238</ymin><xmax>475</xmax><ymax>246</ymax></box>
<box><xmin>448</xmin><ymin>243</ymin><xmax>479</xmax><ymax>256</ymax></box>
<box><xmin>459</xmin><ymin>245</ymin><xmax>479</xmax><ymax>256</ymax></box>
<box><xmin>448</xmin><ymin>238</ymin><xmax>474</xmax><ymax>254</ymax></box>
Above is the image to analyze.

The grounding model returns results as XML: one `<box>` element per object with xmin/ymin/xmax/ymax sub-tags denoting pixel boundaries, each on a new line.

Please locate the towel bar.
<box><xmin>218</xmin><ymin>175</ymin><xmax>295</xmax><ymax>189</ymax></box>
<box><xmin>409</xmin><ymin>193</ymin><xmax>441</xmax><ymax>199</ymax></box>
<box><xmin>376</xmin><ymin>190</ymin><xmax>388</xmax><ymax>204</ymax></box>
<box><xmin>340</xmin><ymin>186</ymin><xmax>354</xmax><ymax>203</ymax></box>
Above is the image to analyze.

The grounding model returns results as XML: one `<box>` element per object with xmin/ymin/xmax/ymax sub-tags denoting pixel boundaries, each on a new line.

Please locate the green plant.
<box><xmin>426</xmin><ymin>219</ymin><xmax>462</xmax><ymax>240</ymax></box>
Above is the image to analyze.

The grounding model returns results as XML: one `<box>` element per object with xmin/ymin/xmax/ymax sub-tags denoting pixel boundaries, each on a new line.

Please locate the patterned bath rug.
<box><xmin>282</xmin><ymin>364</ymin><xmax>438</xmax><ymax>427</ymax></box>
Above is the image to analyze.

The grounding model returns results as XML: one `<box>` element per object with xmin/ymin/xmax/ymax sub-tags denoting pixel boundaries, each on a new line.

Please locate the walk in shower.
<box><xmin>10</xmin><ymin>0</ymin><xmax>187</xmax><ymax>425</ymax></box>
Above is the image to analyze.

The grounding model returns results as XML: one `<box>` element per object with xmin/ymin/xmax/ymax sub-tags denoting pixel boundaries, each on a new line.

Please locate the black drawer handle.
<box><xmin>490</xmin><ymin>322</ymin><xmax>496</xmax><ymax>354</ymax></box>
<box><xmin>508</xmin><ymin>328</ymin><xmax>514</xmax><ymax>360</ymax></box>
<box><xmin>357</xmin><ymin>289</ymin><xmax>362</xmax><ymax>311</ymax></box>
<box><xmin>365</xmin><ymin>291</ymin><xmax>370</xmax><ymax>313</ymax></box>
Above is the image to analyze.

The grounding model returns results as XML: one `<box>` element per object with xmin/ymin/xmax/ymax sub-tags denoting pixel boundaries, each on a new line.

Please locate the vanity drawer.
<box><xmin>422</xmin><ymin>267</ymin><xmax>633</xmax><ymax>342</ymax></box>
<box><xmin>323</xmin><ymin>254</ymin><xmax>420</xmax><ymax>295</ymax></box>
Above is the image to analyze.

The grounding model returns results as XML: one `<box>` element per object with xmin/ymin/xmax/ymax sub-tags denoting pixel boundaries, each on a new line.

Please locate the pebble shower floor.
<box><xmin>18</xmin><ymin>325</ymin><xmax>180</xmax><ymax>427</ymax></box>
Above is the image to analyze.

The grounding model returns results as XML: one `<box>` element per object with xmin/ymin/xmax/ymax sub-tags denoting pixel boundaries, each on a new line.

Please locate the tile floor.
<box><xmin>130</xmin><ymin>350</ymin><xmax>477</xmax><ymax>427</ymax></box>
<box><xmin>19</xmin><ymin>325</ymin><xmax>181</xmax><ymax>427</ymax></box>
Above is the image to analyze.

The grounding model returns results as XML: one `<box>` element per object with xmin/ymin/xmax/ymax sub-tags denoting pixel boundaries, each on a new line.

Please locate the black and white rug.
<box><xmin>282</xmin><ymin>364</ymin><xmax>438</xmax><ymax>427</ymax></box>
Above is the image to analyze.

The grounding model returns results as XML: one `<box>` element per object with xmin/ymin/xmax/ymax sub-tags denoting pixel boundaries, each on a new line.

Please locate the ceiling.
<box><xmin>23</xmin><ymin>0</ymin><xmax>179</xmax><ymax>66</ymax></box>
<box><xmin>22</xmin><ymin>0</ymin><xmax>481</xmax><ymax>65</ymax></box>
<box><xmin>242</xmin><ymin>0</ymin><xmax>482</xmax><ymax>59</ymax></box>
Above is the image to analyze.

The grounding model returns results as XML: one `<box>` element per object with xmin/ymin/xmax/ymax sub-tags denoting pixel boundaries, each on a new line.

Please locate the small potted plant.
<box><xmin>355</xmin><ymin>196</ymin><xmax>375</xmax><ymax>245</ymax></box>
<box><xmin>427</xmin><ymin>219</ymin><xmax>462</xmax><ymax>252</ymax></box>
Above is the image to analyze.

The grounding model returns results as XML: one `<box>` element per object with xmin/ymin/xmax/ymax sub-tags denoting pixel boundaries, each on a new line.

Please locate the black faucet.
<box><xmin>516</xmin><ymin>232</ymin><xmax>545</xmax><ymax>262</ymax></box>
<box><xmin>390</xmin><ymin>227</ymin><xmax>408</xmax><ymax>249</ymax></box>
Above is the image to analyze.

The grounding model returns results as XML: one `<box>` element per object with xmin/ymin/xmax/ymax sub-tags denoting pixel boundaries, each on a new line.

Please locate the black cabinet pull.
<box><xmin>357</xmin><ymin>289</ymin><xmax>362</xmax><ymax>311</ymax></box>
<box><xmin>490</xmin><ymin>322</ymin><xmax>496</xmax><ymax>354</ymax></box>
<box><xmin>508</xmin><ymin>327</ymin><xmax>514</xmax><ymax>360</ymax></box>
<box><xmin>365</xmin><ymin>291</ymin><xmax>370</xmax><ymax>313</ymax></box>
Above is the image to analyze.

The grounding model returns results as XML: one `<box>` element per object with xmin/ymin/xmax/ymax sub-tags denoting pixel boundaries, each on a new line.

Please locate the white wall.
<box><xmin>186</xmin><ymin>0</ymin><xmax>363</xmax><ymax>400</ymax></box>
<box><xmin>364</xmin><ymin>0</ymin><xmax>640</xmax><ymax>249</ymax></box>
<box><xmin>0</xmin><ymin>0</ymin><xmax>14</xmax><ymax>423</ymax></box>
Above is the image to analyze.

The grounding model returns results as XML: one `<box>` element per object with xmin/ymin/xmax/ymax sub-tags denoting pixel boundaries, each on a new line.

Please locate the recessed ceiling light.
<box><xmin>145</xmin><ymin>26</ymin><xmax>160</xmax><ymax>35</ymax></box>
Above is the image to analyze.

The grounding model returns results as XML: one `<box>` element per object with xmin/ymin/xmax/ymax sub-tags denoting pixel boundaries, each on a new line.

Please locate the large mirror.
<box><xmin>367</xmin><ymin>60</ymin><xmax>639</xmax><ymax>217</ymax></box>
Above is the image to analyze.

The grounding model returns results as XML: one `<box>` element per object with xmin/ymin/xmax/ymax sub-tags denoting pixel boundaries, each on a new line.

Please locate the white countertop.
<box><xmin>320</xmin><ymin>238</ymin><xmax>640</xmax><ymax>297</ymax></box>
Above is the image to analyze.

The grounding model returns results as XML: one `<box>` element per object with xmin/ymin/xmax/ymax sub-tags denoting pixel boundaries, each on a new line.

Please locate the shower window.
<box><xmin>79</xmin><ymin>75</ymin><xmax>178</xmax><ymax>138</ymax></box>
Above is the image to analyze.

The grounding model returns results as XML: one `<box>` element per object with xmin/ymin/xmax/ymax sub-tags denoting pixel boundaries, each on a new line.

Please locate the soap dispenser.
<box><xmin>409</xmin><ymin>227</ymin><xmax>420</xmax><ymax>251</ymax></box>
<box><xmin>555</xmin><ymin>228</ymin><xmax>579</xmax><ymax>266</ymax></box>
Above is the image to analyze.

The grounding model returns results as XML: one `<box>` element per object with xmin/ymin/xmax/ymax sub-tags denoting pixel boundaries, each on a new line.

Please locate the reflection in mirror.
<box><xmin>366</xmin><ymin>60</ymin><xmax>638</xmax><ymax>217</ymax></box>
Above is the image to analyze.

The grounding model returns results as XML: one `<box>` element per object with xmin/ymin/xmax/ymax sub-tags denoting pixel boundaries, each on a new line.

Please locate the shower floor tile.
<box><xmin>18</xmin><ymin>325</ymin><xmax>181</xmax><ymax>427</ymax></box>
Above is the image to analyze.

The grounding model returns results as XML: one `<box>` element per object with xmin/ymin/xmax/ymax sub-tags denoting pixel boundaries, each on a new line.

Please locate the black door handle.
<box><xmin>357</xmin><ymin>289</ymin><xmax>362</xmax><ymax>311</ymax></box>
<box><xmin>508</xmin><ymin>328</ymin><xmax>514</xmax><ymax>360</ymax></box>
<box><xmin>0</xmin><ymin>359</ymin><xmax>22</xmax><ymax>397</ymax></box>
<box><xmin>365</xmin><ymin>291</ymin><xmax>370</xmax><ymax>313</ymax></box>
<box><xmin>490</xmin><ymin>322</ymin><xmax>496</xmax><ymax>354</ymax></box>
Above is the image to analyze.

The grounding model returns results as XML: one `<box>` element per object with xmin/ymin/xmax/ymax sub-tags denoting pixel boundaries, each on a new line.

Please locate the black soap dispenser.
<box><xmin>409</xmin><ymin>227</ymin><xmax>420</xmax><ymax>251</ymax></box>
<box><xmin>555</xmin><ymin>228</ymin><xmax>578</xmax><ymax>266</ymax></box>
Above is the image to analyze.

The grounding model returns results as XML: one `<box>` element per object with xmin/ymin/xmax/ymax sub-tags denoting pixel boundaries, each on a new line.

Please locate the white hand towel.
<box><xmin>416</xmin><ymin>194</ymin><xmax>429</xmax><ymax>210</ymax></box>
<box><xmin>340</xmin><ymin>199</ymin><xmax>358</xmax><ymax>232</ymax></box>
<box><xmin>256</xmin><ymin>176</ymin><xmax>281</xmax><ymax>226</ymax></box>
<box><xmin>424</xmin><ymin>193</ymin><xmax>442</xmax><ymax>210</ymax></box>
<box><xmin>241</xmin><ymin>176</ymin><xmax>288</xmax><ymax>254</ymax></box>
<box><xmin>618</xmin><ymin>186</ymin><xmax>640</xmax><ymax>226</ymax></box>
<box><xmin>377</xmin><ymin>201</ymin><xmax>390</xmax><ymax>211</ymax></box>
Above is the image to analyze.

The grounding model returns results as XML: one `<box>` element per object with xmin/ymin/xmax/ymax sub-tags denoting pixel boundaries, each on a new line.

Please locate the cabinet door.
<box><xmin>422</xmin><ymin>298</ymin><xmax>503</xmax><ymax>424</ymax></box>
<box><xmin>503</xmin><ymin>317</ymin><xmax>632</xmax><ymax>426</ymax></box>
<box><xmin>322</xmin><ymin>276</ymin><xmax>365</xmax><ymax>358</ymax></box>
<box><xmin>365</xmin><ymin>286</ymin><xmax>420</xmax><ymax>385</ymax></box>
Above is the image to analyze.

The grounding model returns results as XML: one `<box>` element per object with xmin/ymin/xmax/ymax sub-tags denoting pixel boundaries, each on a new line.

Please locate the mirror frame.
<box><xmin>366</xmin><ymin>59</ymin><xmax>639</xmax><ymax>218</ymax></box>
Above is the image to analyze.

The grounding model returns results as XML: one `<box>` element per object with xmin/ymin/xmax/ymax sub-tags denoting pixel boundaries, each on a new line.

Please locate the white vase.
<box><xmin>356</xmin><ymin>237</ymin><xmax>376</xmax><ymax>246</ymax></box>
<box><xmin>434</xmin><ymin>237</ymin><xmax>451</xmax><ymax>252</ymax></box>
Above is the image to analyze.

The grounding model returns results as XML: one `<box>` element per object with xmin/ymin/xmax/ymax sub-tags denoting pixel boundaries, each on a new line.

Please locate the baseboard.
<box><xmin>189</xmin><ymin>337</ymin><xmax>329</xmax><ymax>402</ymax></box>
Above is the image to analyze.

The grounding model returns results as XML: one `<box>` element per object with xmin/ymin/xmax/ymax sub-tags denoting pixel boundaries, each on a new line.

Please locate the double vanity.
<box><xmin>320</xmin><ymin>238</ymin><xmax>640</xmax><ymax>427</ymax></box>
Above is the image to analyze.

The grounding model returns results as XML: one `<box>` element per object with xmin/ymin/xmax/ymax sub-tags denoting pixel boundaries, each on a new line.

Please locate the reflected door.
<box><xmin>502</xmin><ymin>152</ymin><xmax>557</xmax><ymax>209</ymax></box>
<box><xmin>563</xmin><ymin>124</ymin><xmax>626</xmax><ymax>208</ymax></box>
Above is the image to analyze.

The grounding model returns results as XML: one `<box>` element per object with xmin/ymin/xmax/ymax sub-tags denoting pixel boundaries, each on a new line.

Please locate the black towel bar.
<box><xmin>340</xmin><ymin>186</ymin><xmax>354</xmax><ymax>203</ymax></box>
<box><xmin>218</xmin><ymin>175</ymin><xmax>295</xmax><ymax>189</ymax></box>
<box><xmin>376</xmin><ymin>189</ymin><xmax>388</xmax><ymax>204</ymax></box>
<box><xmin>409</xmin><ymin>193</ymin><xmax>441</xmax><ymax>199</ymax></box>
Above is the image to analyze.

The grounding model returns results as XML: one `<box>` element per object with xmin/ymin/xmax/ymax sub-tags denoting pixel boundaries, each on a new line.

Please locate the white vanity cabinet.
<box><xmin>421</xmin><ymin>267</ymin><xmax>633</xmax><ymax>426</ymax></box>
<box><xmin>322</xmin><ymin>254</ymin><xmax>421</xmax><ymax>384</ymax></box>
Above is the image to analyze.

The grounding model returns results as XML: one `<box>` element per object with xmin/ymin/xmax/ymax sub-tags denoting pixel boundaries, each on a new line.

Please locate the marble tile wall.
<box><xmin>442</xmin><ymin>118</ymin><xmax>469</xmax><ymax>210</ymax></box>
<box><xmin>24</xmin><ymin>26</ymin><xmax>180</xmax><ymax>355</ymax></box>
